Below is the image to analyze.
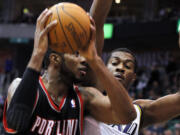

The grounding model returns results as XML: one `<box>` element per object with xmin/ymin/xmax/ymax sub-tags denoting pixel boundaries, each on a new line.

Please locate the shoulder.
<box><xmin>133</xmin><ymin>99</ymin><xmax>154</xmax><ymax>109</ymax></box>
<box><xmin>7</xmin><ymin>78</ymin><xmax>22</xmax><ymax>106</ymax></box>
<box><xmin>77</xmin><ymin>86</ymin><xmax>105</xmax><ymax>106</ymax></box>
<box><xmin>77</xmin><ymin>86</ymin><xmax>100</xmax><ymax>101</ymax></box>
<box><xmin>78</xmin><ymin>86</ymin><xmax>104</xmax><ymax>97</ymax></box>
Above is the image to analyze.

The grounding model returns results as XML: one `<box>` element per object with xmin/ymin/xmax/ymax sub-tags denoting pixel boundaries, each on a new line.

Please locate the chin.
<box><xmin>74</xmin><ymin>77</ymin><xmax>92</xmax><ymax>86</ymax></box>
<box><xmin>73</xmin><ymin>77</ymin><xmax>83</xmax><ymax>84</ymax></box>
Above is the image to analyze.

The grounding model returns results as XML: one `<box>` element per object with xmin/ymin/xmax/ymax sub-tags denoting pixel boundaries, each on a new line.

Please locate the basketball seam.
<box><xmin>54</xmin><ymin>30</ymin><xmax>58</xmax><ymax>45</ymax></box>
<box><xmin>61</xmin><ymin>5</ymin><xmax>89</xmax><ymax>44</ymax></box>
<box><xmin>56</xmin><ymin>5</ymin><xmax>75</xmax><ymax>53</ymax></box>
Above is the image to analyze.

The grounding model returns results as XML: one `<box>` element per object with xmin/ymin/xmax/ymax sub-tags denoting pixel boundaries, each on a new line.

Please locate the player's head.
<box><xmin>63</xmin><ymin>52</ymin><xmax>90</xmax><ymax>83</ymax></box>
<box><xmin>106</xmin><ymin>48</ymin><xmax>137</xmax><ymax>89</ymax></box>
<box><xmin>43</xmin><ymin>49</ymin><xmax>89</xmax><ymax>85</ymax></box>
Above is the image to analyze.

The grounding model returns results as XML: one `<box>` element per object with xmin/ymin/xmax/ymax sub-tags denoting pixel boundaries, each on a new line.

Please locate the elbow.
<box><xmin>6</xmin><ymin>104</ymin><xmax>31</xmax><ymax>132</ymax></box>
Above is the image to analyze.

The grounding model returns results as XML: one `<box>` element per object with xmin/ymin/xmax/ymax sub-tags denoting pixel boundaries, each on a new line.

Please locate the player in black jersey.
<box><xmin>3</xmin><ymin>6</ymin><xmax>137</xmax><ymax>135</ymax></box>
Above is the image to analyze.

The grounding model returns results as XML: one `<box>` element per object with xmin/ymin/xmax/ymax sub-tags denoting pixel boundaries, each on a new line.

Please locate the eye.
<box><xmin>111</xmin><ymin>59</ymin><xmax>118</xmax><ymax>65</ymax></box>
<box><xmin>125</xmin><ymin>65</ymin><xmax>131</xmax><ymax>69</ymax></box>
<box><xmin>124</xmin><ymin>62</ymin><xmax>134</xmax><ymax>70</ymax></box>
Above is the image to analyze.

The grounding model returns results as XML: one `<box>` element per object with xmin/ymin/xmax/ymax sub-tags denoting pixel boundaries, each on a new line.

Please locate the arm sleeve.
<box><xmin>6</xmin><ymin>68</ymin><xmax>40</xmax><ymax>132</ymax></box>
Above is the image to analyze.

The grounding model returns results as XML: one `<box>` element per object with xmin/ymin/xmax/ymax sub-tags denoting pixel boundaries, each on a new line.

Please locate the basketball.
<box><xmin>46</xmin><ymin>2</ymin><xmax>91</xmax><ymax>54</ymax></box>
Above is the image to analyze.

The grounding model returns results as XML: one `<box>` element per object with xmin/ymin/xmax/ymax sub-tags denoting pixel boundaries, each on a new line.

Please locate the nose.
<box><xmin>116</xmin><ymin>63</ymin><xmax>125</xmax><ymax>73</ymax></box>
<box><xmin>80</xmin><ymin>58</ymin><xmax>88</xmax><ymax>67</ymax></box>
<box><xmin>115</xmin><ymin>68</ymin><xmax>125</xmax><ymax>73</ymax></box>
<box><xmin>81</xmin><ymin>60</ymin><xmax>88</xmax><ymax>66</ymax></box>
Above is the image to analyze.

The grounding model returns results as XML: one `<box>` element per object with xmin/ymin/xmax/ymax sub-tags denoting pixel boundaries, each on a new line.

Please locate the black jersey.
<box><xmin>3</xmin><ymin>77</ymin><xmax>84</xmax><ymax>135</ymax></box>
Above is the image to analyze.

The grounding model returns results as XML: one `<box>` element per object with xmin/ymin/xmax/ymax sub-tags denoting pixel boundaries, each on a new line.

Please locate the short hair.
<box><xmin>42</xmin><ymin>48</ymin><xmax>63</xmax><ymax>69</ymax></box>
<box><xmin>106</xmin><ymin>48</ymin><xmax>137</xmax><ymax>72</ymax></box>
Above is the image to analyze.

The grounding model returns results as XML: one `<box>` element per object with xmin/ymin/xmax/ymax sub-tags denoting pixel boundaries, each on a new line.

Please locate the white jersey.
<box><xmin>83</xmin><ymin>104</ymin><xmax>142</xmax><ymax>135</ymax></box>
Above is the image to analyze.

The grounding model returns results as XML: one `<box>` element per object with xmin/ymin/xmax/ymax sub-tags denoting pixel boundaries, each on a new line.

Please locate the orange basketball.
<box><xmin>46</xmin><ymin>2</ymin><xmax>91</xmax><ymax>53</ymax></box>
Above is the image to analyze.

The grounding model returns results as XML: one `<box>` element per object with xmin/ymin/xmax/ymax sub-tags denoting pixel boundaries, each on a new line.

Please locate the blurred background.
<box><xmin>0</xmin><ymin>0</ymin><xmax>180</xmax><ymax>134</ymax></box>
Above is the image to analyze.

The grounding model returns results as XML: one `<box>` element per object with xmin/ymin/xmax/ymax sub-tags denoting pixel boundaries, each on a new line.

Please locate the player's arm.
<box><xmin>80</xmin><ymin>86</ymin><xmax>124</xmax><ymax>124</ymax></box>
<box><xmin>134</xmin><ymin>93</ymin><xmax>180</xmax><ymax>128</ymax></box>
<box><xmin>90</xmin><ymin>0</ymin><xmax>113</xmax><ymax>56</ymax></box>
<box><xmin>7</xmin><ymin>78</ymin><xmax>21</xmax><ymax>109</ymax></box>
<box><xmin>3</xmin><ymin>78</ymin><xmax>21</xmax><ymax>134</ymax></box>
<box><xmin>5</xmin><ymin>9</ymin><xmax>57</xmax><ymax>132</ymax></box>
<box><xmin>79</xmin><ymin>18</ymin><xmax>136</xmax><ymax>124</ymax></box>
<box><xmin>81</xmin><ymin>86</ymin><xmax>135</xmax><ymax>124</ymax></box>
<box><xmin>85</xmin><ymin>57</ymin><xmax>136</xmax><ymax>124</ymax></box>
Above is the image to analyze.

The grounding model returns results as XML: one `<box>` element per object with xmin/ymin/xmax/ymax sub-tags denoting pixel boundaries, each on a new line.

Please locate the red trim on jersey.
<box><xmin>3</xmin><ymin>100</ymin><xmax>17</xmax><ymax>134</ymax></box>
<box><xmin>39</xmin><ymin>77</ymin><xmax>66</xmax><ymax>112</ymax></box>
<box><xmin>32</xmin><ymin>91</ymin><xmax>39</xmax><ymax>113</ymax></box>
<box><xmin>74</xmin><ymin>85</ymin><xmax>84</xmax><ymax>135</ymax></box>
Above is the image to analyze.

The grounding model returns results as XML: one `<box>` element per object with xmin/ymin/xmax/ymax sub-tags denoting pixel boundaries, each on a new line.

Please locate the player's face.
<box><xmin>63</xmin><ymin>53</ymin><xmax>89</xmax><ymax>81</ymax></box>
<box><xmin>107</xmin><ymin>51</ymin><xmax>136</xmax><ymax>88</ymax></box>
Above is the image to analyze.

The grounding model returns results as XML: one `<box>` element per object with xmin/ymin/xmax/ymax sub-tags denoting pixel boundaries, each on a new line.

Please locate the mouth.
<box><xmin>78</xmin><ymin>67</ymin><xmax>88</xmax><ymax>77</ymax></box>
<box><xmin>114</xmin><ymin>74</ymin><xmax>125</xmax><ymax>81</ymax></box>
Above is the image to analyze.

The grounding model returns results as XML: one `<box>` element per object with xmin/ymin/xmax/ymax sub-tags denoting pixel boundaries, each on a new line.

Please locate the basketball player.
<box><xmin>83</xmin><ymin>47</ymin><xmax>180</xmax><ymax>135</ymax></box>
<box><xmin>82</xmin><ymin>34</ymin><xmax>180</xmax><ymax>135</ymax></box>
<box><xmin>81</xmin><ymin>0</ymin><xmax>180</xmax><ymax>133</ymax></box>
<box><xmin>3</xmin><ymin>8</ymin><xmax>137</xmax><ymax>135</ymax></box>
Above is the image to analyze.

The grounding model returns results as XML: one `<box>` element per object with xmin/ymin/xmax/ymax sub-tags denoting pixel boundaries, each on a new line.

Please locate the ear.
<box><xmin>49</xmin><ymin>53</ymin><xmax>62</xmax><ymax>65</ymax></box>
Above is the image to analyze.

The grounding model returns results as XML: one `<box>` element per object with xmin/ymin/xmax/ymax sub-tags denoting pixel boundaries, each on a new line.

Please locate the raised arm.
<box><xmin>134</xmin><ymin>92</ymin><xmax>180</xmax><ymax>128</ymax></box>
<box><xmin>5</xmin><ymin>9</ymin><xmax>57</xmax><ymax>132</ymax></box>
<box><xmin>79</xmin><ymin>18</ymin><xmax>136</xmax><ymax>124</ymax></box>
<box><xmin>90</xmin><ymin>0</ymin><xmax>113</xmax><ymax>56</ymax></box>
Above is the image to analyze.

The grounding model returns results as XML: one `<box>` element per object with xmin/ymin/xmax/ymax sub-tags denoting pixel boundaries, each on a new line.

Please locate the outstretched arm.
<box><xmin>90</xmin><ymin>0</ymin><xmax>113</xmax><ymax>56</ymax></box>
<box><xmin>79</xmin><ymin>18</ymin><xmax>136</xmax><ymax>124</ymax></box>
<box><xmin>134</xmin><ymin>92</ymin><xmax>180</xmax><ymax>128</ymax></box>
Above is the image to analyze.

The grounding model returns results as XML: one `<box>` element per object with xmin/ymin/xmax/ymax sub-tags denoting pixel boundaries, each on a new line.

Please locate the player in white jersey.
<box><xmin>83</xmin><ymin>47</ymin><xmax>180</xmax><ymax>135</ymax></box>
<box><xmin>84</xmin><ymin>104</ymin><xmax>142</xmax><ymax>135</ymax></box>
<box><xmin>82</xmin><ymin>1</ymin><xmax>180</xmax><ymax>134</ymax></box>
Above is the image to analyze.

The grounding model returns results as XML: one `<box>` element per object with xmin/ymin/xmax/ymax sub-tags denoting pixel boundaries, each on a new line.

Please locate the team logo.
<box><xmin>71</xmin><ymin>99</ymin><xmax>76</xmax><ymax>108</ymax></box>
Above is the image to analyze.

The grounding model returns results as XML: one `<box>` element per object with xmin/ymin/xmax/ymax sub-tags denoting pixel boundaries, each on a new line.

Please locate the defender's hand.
<box><xmin>79</xmin><ymin>16</ymin><xmax>98</xmax><ymax>62</ymax></box>
<box><xmin>33</xmin><ymin>9</ymin><xmax>57</xmax><ymax>56</ymax></box>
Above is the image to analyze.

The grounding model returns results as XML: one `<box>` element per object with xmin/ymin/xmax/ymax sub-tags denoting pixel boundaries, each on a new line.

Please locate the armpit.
<box><xmin>78</xmin><ymin>86</ymin><xmax>95</xmax><ymax>105</ymax></box>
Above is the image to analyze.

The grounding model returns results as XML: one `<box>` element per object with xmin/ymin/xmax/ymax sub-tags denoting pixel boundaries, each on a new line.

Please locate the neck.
<box><xmin>42</xmin><ymin>72</ymin><xmax>72</xmax><ymax>98</ymax></box>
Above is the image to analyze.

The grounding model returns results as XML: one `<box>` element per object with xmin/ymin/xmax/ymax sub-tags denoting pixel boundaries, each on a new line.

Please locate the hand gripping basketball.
<box><xmin>34</xmin><ymin>8</ymin><xmax>57</xmax><ymax>56</ymax></box>
<box><xmin>45</xmin><ymin>2</ymin><xmax>91</xmax><ymax>54</ymax></box>
<box><xmin>78</xmin><ymin>16</ymin><xmax>98</xmax><ymax>62</ymax></box>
